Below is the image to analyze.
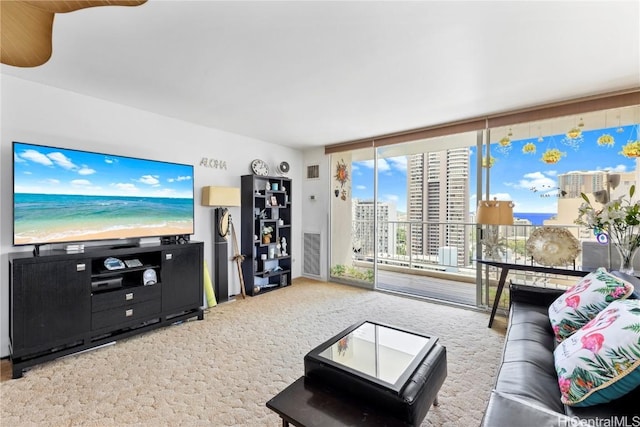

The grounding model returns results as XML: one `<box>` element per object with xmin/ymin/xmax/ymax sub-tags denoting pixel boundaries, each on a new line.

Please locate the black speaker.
<box><xmin>161</xmin><ymin>236</ymin><xmax>177</xmax><ymax>245</ymax></box>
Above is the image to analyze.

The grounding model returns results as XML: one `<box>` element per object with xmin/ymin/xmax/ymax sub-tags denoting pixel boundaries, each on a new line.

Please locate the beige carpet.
<box><xmin>0</xmin><ymin>278</ymin><xmax>505</xmax><ymax>426</ymax></box>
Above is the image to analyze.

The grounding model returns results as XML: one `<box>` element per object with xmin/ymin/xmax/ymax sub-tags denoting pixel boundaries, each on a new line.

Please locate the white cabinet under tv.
<box><xmin>8</xmin><ymin>242</ymin><xmax>204</xmax><ymax>379</ymax></box>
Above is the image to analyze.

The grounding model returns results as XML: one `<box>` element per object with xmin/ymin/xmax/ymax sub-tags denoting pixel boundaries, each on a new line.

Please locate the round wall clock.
<box><xmin>251</xmin><ymin>159</ymin><xmax>269</xmax><ymax>176</ymax></box>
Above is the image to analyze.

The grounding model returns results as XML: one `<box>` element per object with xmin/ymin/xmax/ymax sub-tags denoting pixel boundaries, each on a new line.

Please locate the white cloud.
<box><xmin>46</xmin><ymin>179</ymin><xmax>60</xmax><ymax>185</ymax></box>
<box><xmin>176</xmin><ymin>175</ymin><xmax>192</xmax><ymax>181</ymax></box>
<box><xmin>481</xmin><ymin>192</ymin><xmax>513</xmax><ymax>201</ymax></box>
<box><xmin>104</xmin><ymin>158</ymin><xmax>115</xmax><ymax>164</ymax></box>
<box><xmin>14</xmin><ymin>153</ymin><xmax>26</xmax><ymax>163</ymax></box>
<box><xmin>546</xmin><ymin>170</ymin><xmax>558</xmax><ymax>177</ymax></box>
<box><xmin>115</xmin><ymin>183</ymin><xmax>138</xmax><ymax>191</ymax></box>
<box><xmin>71</xmin><ymin>179</ymin><xmax>91</xmax><ymax>186</ymax></box>
<box><xmin>138</xmin><ymin>175</ymin><xmax>160</xmax><ymax>185</ymax></box>
<box><xmin>356</xmin><ymin>185</ymin><xmax>366</xmax><ymax>190</ymax></box>
<box><xmin>386</xmin><ymin>156</ymin><xmax>407</xmax><ymax>172</ymax></box>
<box><xmin>357</xmin><ymin>159</ymin><xmax>391</xmax><ymax>172</ymax></box>
<box><xmin>599</xmin><ymin>164</ymin><xmax>628</xmax><ymax>173</ymax></box>
<box><xmin>78</xmin><ymin>166</ymin><xmax>96</xmax><ymax>175</ymax></box>
<box><xmin>514</xmin><ymin>171</ymin><xmax>557</xmax><ymax>191</ymax></box>
<box><xmin>47</xmin><ymin>152</ymin><xmax>77</xmax><ymax>170</ymax></box>
<box><xmin>20</xmin><ymin>149</ymin><xmax>53</xmax><ymax>166</ymax></box>
<box><xmin>353</xmin><ymin>157</ymin><xmax>405</xmax><ymax>173</ymax></box>
<box><xmin>383</xmin><ymin>194</ymin><xmax>399</xmax><ymax>204</ymax></box>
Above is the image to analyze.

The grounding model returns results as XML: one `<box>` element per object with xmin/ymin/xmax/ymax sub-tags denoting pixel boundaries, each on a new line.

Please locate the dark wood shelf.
<box><xmin>241</xmin><ymin>175</ymin><xmax>292</xmax><ymax>296</ymax></box>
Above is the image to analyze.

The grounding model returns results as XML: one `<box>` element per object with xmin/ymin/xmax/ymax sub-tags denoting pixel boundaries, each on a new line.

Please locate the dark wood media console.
<box><xmin>9</xmin><ymin>241</ymin><xmax>204</xmax><ymax>379</ymax></box>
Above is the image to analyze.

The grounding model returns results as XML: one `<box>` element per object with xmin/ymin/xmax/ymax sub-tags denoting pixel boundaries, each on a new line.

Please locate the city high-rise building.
<box><xmin>547</xmin><ymin>170</ymin><xmax>636</xmax><ymax>239</ymax></box>
<box><xmin>352</xmin><ymin>199</ymin><xmax>397</xmax><ymax>258</ymax></box>
<box><xmin>407</xmin><ymin>148</ymin><xmax>470</xmax><ymax>266</ymax></box>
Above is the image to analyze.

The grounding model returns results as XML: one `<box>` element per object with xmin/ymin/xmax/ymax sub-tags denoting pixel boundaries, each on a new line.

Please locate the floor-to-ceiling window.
<box><xmin>482</xmin><ymin>105</ymin><xmax>640</xmax><ymax>313</ymax></box>
<box><xmin>327</xmin><ymin>100</ymin><xmax>640</xmax><ymax>313</ymax></box>
<box><xmin>373</xmin><ymin>132</ymin><xmax>479</xmax><ymax>305</ymax></box>
<box><xmin>329</xmin><ymin>147</ymin><xmax>376</xmax><ymax>288</ymax></box>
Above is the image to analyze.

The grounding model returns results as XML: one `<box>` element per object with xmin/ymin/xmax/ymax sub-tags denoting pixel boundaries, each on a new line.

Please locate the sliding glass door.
<box><xmin>373</xmin><ymin>132</ymin><xmax>480</xmax><ymax>305</ymax></box>
<box><xmin>328</xmin><ymin>104</ymin><xmax>640</xmax><ymax>313</ymax></box>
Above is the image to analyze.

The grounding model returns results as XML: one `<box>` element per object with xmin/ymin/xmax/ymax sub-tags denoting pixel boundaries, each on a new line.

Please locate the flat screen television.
<box><xmin>13</xmin><ymin>141</ymin><xmax>195</xmax><ymax>247</ymax></box>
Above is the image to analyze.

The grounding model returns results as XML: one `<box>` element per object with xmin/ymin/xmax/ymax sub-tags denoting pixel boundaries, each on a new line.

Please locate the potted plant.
<box><xmin>262</xmin><ymin>226</ymin><xmax>273</xmax><ymax>244</ymax></box>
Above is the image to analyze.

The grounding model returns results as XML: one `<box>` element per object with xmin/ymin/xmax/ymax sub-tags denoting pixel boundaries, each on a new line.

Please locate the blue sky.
<box><xmin>352</xmin><ymin>125</ymin><xmax>638</xmax><ymax>214</ymax></box>
<box><xmin>13</xmin><ymin>142</ymin><xmax>194</xmax><ymax>198</ymax></box>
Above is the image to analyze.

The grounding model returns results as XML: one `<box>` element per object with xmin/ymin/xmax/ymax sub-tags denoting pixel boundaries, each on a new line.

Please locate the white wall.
<box><xmin>0</xmin><ymin>75</ymin><xmax>304</xmax><ymax>357</ymax></box>
<box><xmin>301</xmin><ymin>147</ymin><xmax>331</xmax><ymax>280</ymax></box>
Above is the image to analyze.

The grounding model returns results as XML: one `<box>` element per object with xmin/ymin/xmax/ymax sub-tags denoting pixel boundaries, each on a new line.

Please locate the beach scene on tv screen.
<box><xmin>13</xmin><ymin>142</ymin><xmax>194</xmax><ymax>245</ymax></box>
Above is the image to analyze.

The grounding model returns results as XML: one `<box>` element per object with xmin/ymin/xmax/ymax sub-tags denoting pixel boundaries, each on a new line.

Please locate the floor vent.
<box><xmin>303</xmin><ymin>232</ymin><xmax>321</xmax><ymax>277</ymax></box>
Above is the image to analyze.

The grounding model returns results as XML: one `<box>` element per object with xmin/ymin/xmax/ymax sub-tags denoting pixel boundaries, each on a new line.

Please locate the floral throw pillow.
<box><xmin>554</xmin><ymin>299</ymin><xmax>640</xmax><ymax>406</ymax></box>
<box><xmin>548</xmin><ymin>268</ymin><xmax>634</xmax><ymax>342</ymax></box>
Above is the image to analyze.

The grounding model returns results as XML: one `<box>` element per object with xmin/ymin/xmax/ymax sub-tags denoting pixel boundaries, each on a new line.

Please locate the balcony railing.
<box><xmin>346</xmin><ymin>219</ymin><xmax>596</xmax><ymax>309</ymax></box>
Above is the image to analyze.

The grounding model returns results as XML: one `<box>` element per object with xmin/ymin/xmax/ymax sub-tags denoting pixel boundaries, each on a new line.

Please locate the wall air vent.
<box><xmin>306</xmin><ymin>164</ymin><xmax>320</xmax><ymax>180</ymax></box>
<box><xmin>303</xmin><ymin>232</ymin><xmax>321</xmax><ymax>277</ymax></box>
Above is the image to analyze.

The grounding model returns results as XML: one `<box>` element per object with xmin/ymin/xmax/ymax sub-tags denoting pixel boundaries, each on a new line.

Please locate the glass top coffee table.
<box><xmin>306</xmin><ymin>320</ymin><xmax>438</xmax><ymax>394</ymax></box>
<box><xmin>267</xmin><ymin>320</ymin><xmax>447</xmax><ymax>426</ymax></box>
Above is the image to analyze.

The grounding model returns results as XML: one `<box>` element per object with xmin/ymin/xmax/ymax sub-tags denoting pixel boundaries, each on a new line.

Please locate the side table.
<box><xmin>477</xmin><ymin>260</ymin><xmax>589</xmax><ymax>328</ymax></box>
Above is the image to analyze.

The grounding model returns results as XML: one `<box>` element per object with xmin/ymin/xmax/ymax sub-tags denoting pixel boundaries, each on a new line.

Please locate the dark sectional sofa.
<box><xmin>482</xmin><ymin>273</ymin><xmax>640</xmax><ymax>427</ymax></box>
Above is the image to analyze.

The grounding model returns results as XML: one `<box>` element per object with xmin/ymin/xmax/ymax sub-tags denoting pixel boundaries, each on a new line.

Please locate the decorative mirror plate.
<box><xmin>525</xmin><ymin>226</ymin><xmax>581</xmax><ymax>266</ymax></box>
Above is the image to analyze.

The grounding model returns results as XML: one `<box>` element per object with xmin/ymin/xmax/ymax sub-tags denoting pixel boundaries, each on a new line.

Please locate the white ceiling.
<box><xmin>2</xmin><ymin>1</ymin><xmax>639</xmax><ymax>149</ymax></box>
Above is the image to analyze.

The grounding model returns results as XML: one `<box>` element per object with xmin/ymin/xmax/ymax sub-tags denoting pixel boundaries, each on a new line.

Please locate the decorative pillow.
<box><xmin>549</xmin><ymin>268</ymin><xmax>634</xmax><ymax>342</ymax></box>
<box><xmin>554</xmin><ymin>299</ymin><xmax>640</xmax><ymax>406</ymax></box>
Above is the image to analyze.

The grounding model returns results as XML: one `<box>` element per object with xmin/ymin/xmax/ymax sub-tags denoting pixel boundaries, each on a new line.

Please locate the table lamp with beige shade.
<box><xmin>202</xmin><ymin>186</ymin><xmax>241</xmax><ymax>303</ymax></box>
<box><xmin>477</xmin><ymin>198</ymin><xmax>514</xmax><ymax>261</ymax></box>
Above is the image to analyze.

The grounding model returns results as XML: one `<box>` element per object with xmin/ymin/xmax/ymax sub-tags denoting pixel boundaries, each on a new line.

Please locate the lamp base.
<box><xmin>481</xmin><ymin>226</ymin><xmax>506</xmax><ymax>261</ymax></box>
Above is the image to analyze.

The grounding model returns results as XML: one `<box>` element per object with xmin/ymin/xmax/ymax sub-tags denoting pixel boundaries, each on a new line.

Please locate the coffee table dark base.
<box><xmin>267</xmin><ymin>376</ymin><xmax>416</xmax><ymax>427</ymax></box>
<box><xmin>267</xmin><ymin>347</ymin><xmax>446</xmax><ymax>426</ymax></box>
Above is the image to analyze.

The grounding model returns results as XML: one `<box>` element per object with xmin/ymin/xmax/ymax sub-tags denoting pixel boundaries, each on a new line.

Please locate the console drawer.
<box><xmin>92</xmin><ymin>285</ymin><xmax>160</xmax><ymax>313</ymax></box>
<box><xmin>91</xmin><ymin>299</ymin><xmax>161</xmax><ymax>330</ymax></box>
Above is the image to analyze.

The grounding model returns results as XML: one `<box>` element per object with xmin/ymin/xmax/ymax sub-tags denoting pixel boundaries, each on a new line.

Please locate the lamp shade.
<box><xmin>201</xmin><ymin>186</ymin><xmax>241</xmax><ymax>207</ymax></box>
<box><xmin>477</xmin><ymin>199</ymin><xmax>514</xmax><ymax>225</ymax></box>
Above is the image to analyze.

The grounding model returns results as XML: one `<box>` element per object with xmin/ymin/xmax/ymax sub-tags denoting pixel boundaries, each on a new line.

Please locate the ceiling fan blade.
<box><xmin>1</xmin><ymin>1</ymin><xmax>54</xmax><ymax>67</ymax></box>
<box><xmin>1</xmin><ymin>0</ymin><xmax>147</xmax><ymax>68</ymax></box>
<box><xmin>24</xmin><ymin>1</ymin><xmax>148</xmax><ymax>14</ymax></box>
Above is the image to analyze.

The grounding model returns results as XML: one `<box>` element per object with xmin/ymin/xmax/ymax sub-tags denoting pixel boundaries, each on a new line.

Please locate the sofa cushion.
<box><xmin>493</xmin><ymin>301</ymin><xmax>564</xmax><ymax>413</ymax></box>
<box><xmin>554</xmin><ymin>299</ymin><xmax>640</xmax><ymax>407</ymax></box>
<box><xmin>482</xmin><ymin>391</ymin><xmax>579</xmax><ymax>427</ymax></box>
<box><xmin>548</xmin><ymin>268</ymin><xmax>634</xmax><ymax>342</ymax></box>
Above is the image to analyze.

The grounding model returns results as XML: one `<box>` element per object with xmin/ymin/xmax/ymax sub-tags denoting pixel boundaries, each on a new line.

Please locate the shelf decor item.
<box><xmin>576</xmin><ymin>185</ymin><xmax>640</xmax><ymax>275</ymax></box>
<box><xmin>262</xmin><ymin>226</ymin><xmax>273</xmax><ymax>244</ymax></box>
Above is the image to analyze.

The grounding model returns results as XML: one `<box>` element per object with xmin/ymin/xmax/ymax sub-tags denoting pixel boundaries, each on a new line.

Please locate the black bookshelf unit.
<box><xmin>241</xmin><ymin>175</ymin><xmax>292</xmax><ymax>296</ymax></box>
<box><xmin>8</xmin><ymin>241</ymin><xmax>204</xmax><ymax>379</ymax></box>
